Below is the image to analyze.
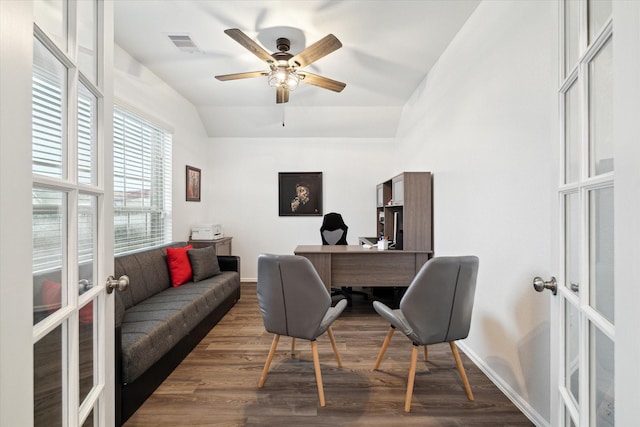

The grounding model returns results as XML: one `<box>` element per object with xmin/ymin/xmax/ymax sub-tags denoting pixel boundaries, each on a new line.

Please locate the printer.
<box><xmin>191</xmin><ymin>224</ymin><xmax>224</xmax><ymax>240</ymax></box>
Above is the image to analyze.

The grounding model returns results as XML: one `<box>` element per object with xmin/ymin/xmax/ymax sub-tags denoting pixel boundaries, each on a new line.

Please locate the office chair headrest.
<box><xmin>321</xmin><ymin>212</ymin><xmax>346</xmax><ymax>230</ymax></box>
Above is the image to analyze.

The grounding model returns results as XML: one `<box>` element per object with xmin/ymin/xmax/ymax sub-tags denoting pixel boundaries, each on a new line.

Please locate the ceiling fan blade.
<box><xmin>289</xmin><ymin>34</ymin><xmax>342</xmax><ymax>68</ymax></box>
<box><xmin>215</xmin><ymin>71</ymin><xmax>268</xmax><ymax>81</ymax></box>
<box><xmin>224</xmin><ymin>28</ymin><xmax>275</xmax><ymax>64</ymax></box>
<box><xmin>298</xmin><ymin>72</ymin><xmax>346</xmax><ymax>92</ymax></box>
<box><xmin>276</xmin><ymin>86</ymin><xmax>290</xmax><ymax>104</ymax></box>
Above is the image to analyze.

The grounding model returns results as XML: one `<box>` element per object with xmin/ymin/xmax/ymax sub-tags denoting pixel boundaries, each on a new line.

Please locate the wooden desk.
<box><xmin>294</xmin><ymin>245</ymin><xmax>432</xmax><ymax>290</ymax></box>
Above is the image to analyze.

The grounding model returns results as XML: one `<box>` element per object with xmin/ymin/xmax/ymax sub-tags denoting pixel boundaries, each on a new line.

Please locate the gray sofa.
<box><xmin>114</xmin><ymin>242</ymin><xmax>241</xmax><ymax>425</ymax></box>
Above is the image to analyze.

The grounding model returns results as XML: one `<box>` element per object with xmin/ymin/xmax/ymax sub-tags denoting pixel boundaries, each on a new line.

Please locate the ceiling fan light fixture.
<box><xmin>267</xmin><ymin>67</ymin><xmax>300</xmax><ymax>90</ymax></box>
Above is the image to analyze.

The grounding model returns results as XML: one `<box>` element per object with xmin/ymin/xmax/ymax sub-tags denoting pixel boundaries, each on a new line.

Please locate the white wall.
<box><xmin>395</xmin><ymin>1</ymin><xmax>557</xmax><ymax>424</ymax></box>
<box><xmin>207</xmin><ymin>137</ymin><xmax>395</xmax><ymax>279</ymax></box>
<box><xmin>113</xmin><ymin>45</ymin><xmax>213</xmax><ymax>241</ymax></box>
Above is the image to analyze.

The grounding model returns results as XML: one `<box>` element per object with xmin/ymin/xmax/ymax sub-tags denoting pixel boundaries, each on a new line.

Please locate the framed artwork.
<box><xmin>278</xmin><ymin>172</ymin><xmax>323</xmax><ymax>216</ymax></box>
<box><xmin>186</xmin><ymin>165</ymin><xmax>201</xmax><ymax>202</ymax></box>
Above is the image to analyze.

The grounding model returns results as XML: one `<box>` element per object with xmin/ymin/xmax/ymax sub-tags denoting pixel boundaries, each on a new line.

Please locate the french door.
<box><xmin>554</xmin><ymin>1</ymin><xmax>614</xmax><ymax>425</ymax></box>
<box><xmin>31</xmin><ymin>1</ymin><xmax>114</xmax><ymax>426</ymax></box>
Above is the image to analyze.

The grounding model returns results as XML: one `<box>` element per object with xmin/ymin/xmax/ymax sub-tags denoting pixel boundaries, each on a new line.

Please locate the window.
<box><xmin>113</xmin><ymin>106</ymin><xmax>172</xmax><ymax>254</ymax></box>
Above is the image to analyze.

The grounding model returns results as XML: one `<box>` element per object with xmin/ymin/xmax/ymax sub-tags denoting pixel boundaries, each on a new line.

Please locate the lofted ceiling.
<box><xmin>114</xmin><ymin>0</ymin><xmax>480</xmax><ymax>138</ymax></box>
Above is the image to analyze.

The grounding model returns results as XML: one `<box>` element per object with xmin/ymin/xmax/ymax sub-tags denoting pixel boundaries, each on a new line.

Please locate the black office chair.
<box><xmin>320</xmin><ymin>212</ymin><xmax>368</xmax><ymax>306</ymax></box>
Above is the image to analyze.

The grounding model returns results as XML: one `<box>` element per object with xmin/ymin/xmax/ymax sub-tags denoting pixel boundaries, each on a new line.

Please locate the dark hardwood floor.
<box><xmin>124</xmin><ymin>283</ymin><xmax>534</xmax><ymax>427</ymax></box>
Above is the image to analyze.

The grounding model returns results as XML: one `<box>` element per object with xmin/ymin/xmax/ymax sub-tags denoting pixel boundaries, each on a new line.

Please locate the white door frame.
<box><xmin>612</xmin><ymin>1</ymin><xmax>640</xmax><ymax>425</ymax></box>
<box><xmin>0</xmin><ymin>1</ymin><xmax>36</xmax><ymax>425</ymax></box>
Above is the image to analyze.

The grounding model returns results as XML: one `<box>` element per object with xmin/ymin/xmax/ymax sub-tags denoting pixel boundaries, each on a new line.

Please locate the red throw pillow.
<box><xmin>166</xmin><ymin>245</ymin><xmax>193</xmax><ymax>287</ymax></box>
<box><xmin>41</xmin><ymin>280</ymin><xmax>94</xmax><ymax>323</ymax></box>
<box><xmin>79</xmin><ymin>301</ymin><xmax>93</xmax><ymax>324</ymax></box>
<box><xmin>42</xmin><ymin>280</ymin><xmax>62</xmax><ymax>312</ymax></box>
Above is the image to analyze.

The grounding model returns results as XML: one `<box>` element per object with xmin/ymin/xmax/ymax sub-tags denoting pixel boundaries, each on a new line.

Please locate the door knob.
<box><xmin>533</xmin><ymin>276</ymin><xmax>557</xmax><ymax>295</ymax></box>
<box><xmin>106</xmin><ymin>275</ymin><xmax>129</xmax><ymax>294</ymax></box>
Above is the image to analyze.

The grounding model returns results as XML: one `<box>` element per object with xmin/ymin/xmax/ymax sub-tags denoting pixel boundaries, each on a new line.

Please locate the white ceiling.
<box><xmin>114</xmin><ymin>0</ymin><xmax>480</xmax><ymax>138</ymax></box>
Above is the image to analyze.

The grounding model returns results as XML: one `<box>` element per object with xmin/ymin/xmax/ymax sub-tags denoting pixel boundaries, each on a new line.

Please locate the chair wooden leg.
<box><xmin>404</xmin><ymin>345</ymin><xmax>419</xmax><ymax>412</ymax></box>
<box><xmin>326</xmin><ymin>327</ymin><xmax>343</xmax><ymax>368</ymax></box>
<box><xmin>424</xmin><ymin>345</ymin><xmax>428</xmax><ymax>362</ymax></box>
<box><xmin>374</xmin><ymin>327</ymin><xmax>395</xmax><ymax>369</ymax></box>
<box><xmin>311</xmin><ymin>340</ymin><xmax>326</xmax><ymax>407</ymax></box>
<box><xmin>291</xmin><ymin>337</ymin><xmax>296</xmax><ymax>355</ymax></box>
<box><xmin>449</xmin><ymin>341</ymin><xmax>474</xmax><ymax>401</ymax></box>
<box><xmin>258</xmin><ymin>334</ymin><xmax>280</xmax><ymax>388</ymax></box>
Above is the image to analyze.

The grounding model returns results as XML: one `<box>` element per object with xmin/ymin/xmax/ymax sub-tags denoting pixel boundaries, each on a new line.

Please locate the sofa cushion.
<box><xmin>188</xmin><ymin>246</ymin><xmax>221</xmax><ymax>282</ymax></box>
<box><xmin>166</xmin><ymin>245</ymin><xmax>193</xmax><ymax>287</ymax></box>
<box><xmin>119</xmin><ymin>271</ymin><xmax>240</xmax><ymax>383</ymax></box>
<box><xmin>114</xmin><ymin>243</ymin><xmax>185</xmax><ymax>309</ymax></box>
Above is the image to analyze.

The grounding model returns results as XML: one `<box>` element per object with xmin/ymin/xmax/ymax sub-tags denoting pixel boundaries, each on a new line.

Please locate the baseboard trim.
<box><xmin>456</xmin><ymin>341</ymin><xmax>550</xmax><ymax>427</ymax></box>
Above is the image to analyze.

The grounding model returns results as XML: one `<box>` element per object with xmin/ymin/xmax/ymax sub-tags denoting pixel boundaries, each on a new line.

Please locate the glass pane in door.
<box><xmin>78</xmin><ymin>194</ymin><xmax>96</xmax><ymax>292</ymax></box>
<box><xmin>589</xmin><ymin>38</ymin><xmax>613</xmax><ymax>176</ymax></box>
<box><xmin>81</xmin><ymin>408</ymin><xmax>96</xmax><ymax>427</ymax></box>
<box><xmin>590</xmin><ymin>325</ymin><xmax>614</xmax><ymax>426</ymax></box>
<box><xmin>589</xmin><ymin>187</ymin><xmax>614</xmax><ymax>323</ymax></box>
<box><xmin>78</xmin><ymin>84</ymin><xmax>97</xmax><ymax>186</ymax></box>
<box><xmin>565</xmin><ymin>300</ymin><xmax>580</xmax><ymax>405</ymax></box>
<box><xmin>34</xmin><ymin>324</ymin><xmax>64</xmax><ymax>427</ymax></box>
<box><xmin>77</xmin><ymin>0</ymin><xmax>97</xmax><ymax>83</ymax></box>
<box><xmin>32</xmin><ymin>189</ymin><xmax>66</xmax><ymax>325</ymax></box>
<box><xmin>564</xmin><ymin>81</ymin><xmax>581</xmax><ymax>184</ymax></box>
<box><xmin>34</xmin><ymin>0</ymin><xmax>66</xmax><ymax>49</ymax></box>
<box><xmin>564</xmin><ymin>0</ymin><xmax>580</xmax><ymax>77</ymax></box>
<box><xmin>588</xmin><ymin>0</ymin><xmax>612</xmax><ymax>43</ymax></box>
<box><xmin>33</xmin><ymin>37</ymin><xmax>67</xmax><ymax>179</ymax></box>
<box><xmin>78</xmin><ymin>194</ymin><xmax>97</xmax><ymax>405</ymax></box>
<box><xmin>566</xmin><ymin>409</ymin><xmax>578</xmax><ymax>427</ymax></box>
<box><xmin>79</xmin><ymin>307</ymin><xmax>94</xmax><ymax>406</ymax></box>
<box><xmin>565</xmin><ymin>192</ymin><xmax>580</xmax><ymax>295</ymax></box>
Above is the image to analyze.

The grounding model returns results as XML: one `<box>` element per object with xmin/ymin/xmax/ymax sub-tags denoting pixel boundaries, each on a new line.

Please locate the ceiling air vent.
<box><xmin>168</xmin><ymin>34</ymin><xmax>200</xmax><ymax>53</ymax></box>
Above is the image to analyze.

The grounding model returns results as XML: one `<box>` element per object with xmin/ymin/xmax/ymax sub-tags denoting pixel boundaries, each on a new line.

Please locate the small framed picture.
<box><xmin>278</xmin><ymin>172</ymin><xmax>323</xmax><ymax>216</ymax></box>
<box><xmin>186</xmin><ymin>165</ymin><xmax>201</xmax><ymax>202</ymax></box>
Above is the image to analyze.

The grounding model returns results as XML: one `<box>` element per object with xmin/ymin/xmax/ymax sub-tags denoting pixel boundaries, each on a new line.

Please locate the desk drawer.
<box><xmin>331</xmin><ymin>253</ymin><xmax>416</xmax><ymax>286</ymax></box>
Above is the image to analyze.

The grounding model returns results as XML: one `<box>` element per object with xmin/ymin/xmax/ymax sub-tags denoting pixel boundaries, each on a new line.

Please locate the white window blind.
<box><xmin>113</xmin><ymin>106</ymin><xmax>172</xmax><ymax>254</ymax></box>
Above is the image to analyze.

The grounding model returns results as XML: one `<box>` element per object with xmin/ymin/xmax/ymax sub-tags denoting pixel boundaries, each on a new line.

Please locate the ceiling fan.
<box><xmin>215</xmin><ymin>29</ymin><xmax>346</xmax><ymax>104</ymax></box>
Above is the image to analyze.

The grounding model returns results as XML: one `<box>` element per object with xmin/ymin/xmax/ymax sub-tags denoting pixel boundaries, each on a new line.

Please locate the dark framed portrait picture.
<box><xmin>186</xmin><ymin>165</ymin><xmax>201</xmax><ymax>202</ymax></box>
<box><xmin>278</xmin><ymin>172</ymin><xmax>323</xmax><ymax>216</ymax></box>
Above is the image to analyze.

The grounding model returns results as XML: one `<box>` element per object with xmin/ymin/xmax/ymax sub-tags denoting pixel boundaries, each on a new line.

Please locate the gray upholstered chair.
<box><xmin>373</xmin><ymin>255</ymin><xmax>479</xmax><ymax>412</ymax></box>
<box><xmin>256</xmin><ymin>253</ymin><xmax>348</xmax><ymax>406</ymax></box>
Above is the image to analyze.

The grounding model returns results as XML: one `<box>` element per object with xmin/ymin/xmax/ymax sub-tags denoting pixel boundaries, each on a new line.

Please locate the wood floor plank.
<box><xmin>124</xmin><ymin>283</ymin><xmax>534</xmax><ymax>426</ymax></box>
